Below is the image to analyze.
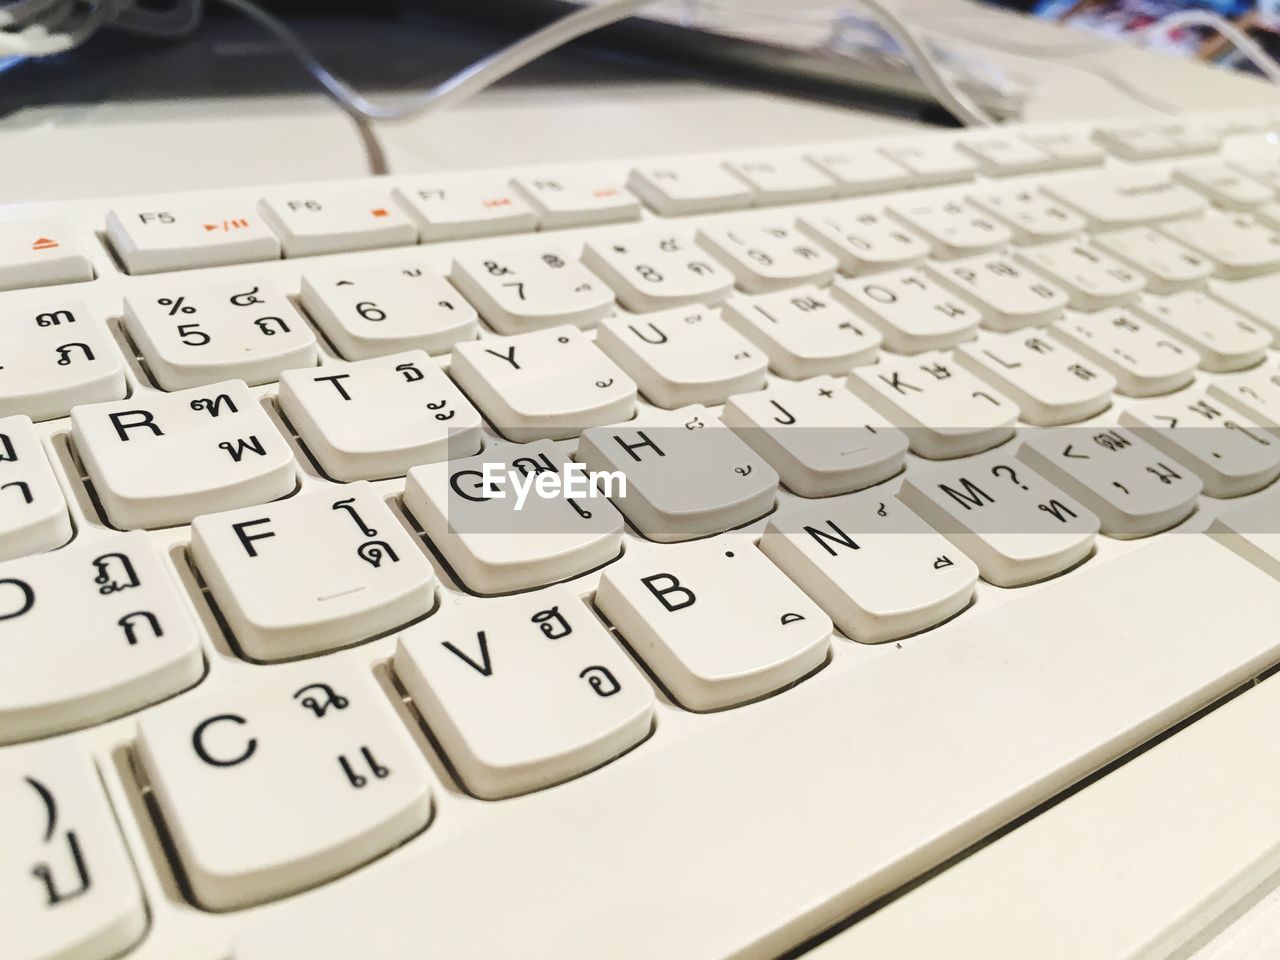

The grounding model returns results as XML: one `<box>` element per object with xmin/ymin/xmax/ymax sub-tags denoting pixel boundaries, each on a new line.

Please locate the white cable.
<box><xmin>1133</xmin><ymin>9</ymin><xmax>1280</xmax><ymax>86</ymax></box>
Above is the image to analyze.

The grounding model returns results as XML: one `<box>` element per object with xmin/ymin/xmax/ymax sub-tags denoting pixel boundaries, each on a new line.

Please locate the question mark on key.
<box><xmin>990</xmin><ymin>464</ymin><xmax>1028</xmax><ymax>491</ymax></box>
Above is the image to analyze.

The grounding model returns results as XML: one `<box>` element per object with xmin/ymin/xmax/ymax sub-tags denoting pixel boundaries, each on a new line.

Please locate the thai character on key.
<box><xmin>26</xmin><ymin>777</ymin><xmax>91</xmax><ymax>906</ymax></box>
<box><xmin>425</xmin><ymin>400</ymin><xmax>454</xmax><ymax>421</ymax></box>
<box><xmin>254</xmin><ymin>316</ymin><xmax>290</xmax><ymax>336</ymax></box>
<box><xmin>91</xmin><ymin>552</ymin><xmax>139</xmax><ymax>594</ymax></box>
<box><xmin>531</xmin><ymin>605</ymin><xmax>572</xmax><ymax>640</ymax></box>
<box><xmin>332</xmin><ymin>497</ymin><xmax>377</xmax><ymax>537</ymax></box>
<box><xmin>293</xmin><ymin>682</ymin><xmax>350</xmax><ymax>718</ymax></box>
<box><xmin>117</xmin><ymin>610</ymin><xmax>163</xmax><ymax>646</ymax></box>
<box><xmin>511</xmin><ymin>453</ymin><xmax>554</xmax><ymax>477</ymax></box>
<box><xmin>2</xmin><ymin>480</ymin><xmax>32</xmax><ymax>504</ymax></box>
<box><xmin>54</xmin><ymin>342</ymin><xmax>94</xmax><ymax>366</ymax></box>
<box><xmin>357</xmin><ymin>540</ymin><xmax>399</xmax><ymax>568</ymax></box>
<box><xmin>190</xmin><ymin>394</ymin><xmax>237</xmax><ymax>417</ymax></box>
<box><xmin>338</xmin><ymin>746</ymin><xmax>391</xmax><ymax>789</ymax></box>
<box><xmin>35</xmin><ymin>309</ymin><xmax>75</xmax><ymax>327</ymax></box>
<box><xmin>579</xmin><ymin>665</ymin><xmax>620</xmax><ymax>697</ymax></box>
<box><xmin>0</xmin><ymin>432</ymin><xmax>16</xmax><ymax>462</ymax></box>
<box><xmin>396</xmin><ymin>362</ymin><xmax>424</xmax><ymax>383</ymax></box>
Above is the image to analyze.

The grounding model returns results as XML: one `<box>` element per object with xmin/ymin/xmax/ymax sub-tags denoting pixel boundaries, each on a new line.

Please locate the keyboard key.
<box><xmin>722</xmin><ymin>155</ymin><xmax>837</xmax><ymax>204</ymax></box>
<box><xmin>721</xmin><ymin>375</ymin><xmax>908</xmax><ymax>497</ymax></box>
<box><xmin>928</xmin><ymin>252</ymin><xmax>1068</xmax><ymax>331</ymax></box>
<box><xmin>804</xmin><ymin>147</ymin><xmax>911</xmax><ymax>196</ymax></box>
<box><xmin>955</xmin><ymin>331</ymin><xmax>1114</xmax><ymax>425</ymax></box>
<box><xmin>1211</xmin><ymin>487</ymin><xmax>1280</xmax><ymax>573</ymax></box>
<box><xmin>450</xmin><ymin>326</ymin><xmax>636</xmax><ymax>441</ymax></box>
<box><xmin>392</xmin><ymin>179</ymin><xmax>537</xmax><ymax>241</ymax></box>
<box><xmin>1095</xmin><ymin>122</ymin><xmax>1219</xmax><ymax>160</ymax></box>
<box><xmin>626</xmin><ymin>161</ymin><xmax>753</xmax><ymax>215</ymax></box>
<box><xmin>1228</xmin><ymin>154</ymin><xmax>1280</xmax><ymax>192</ymax></box>
<box><xmin>1208</xmin><ymin>363</ymin><xmax>1280</xmax><ymax>429</ymax></box>
<box><xmin>300</xmin><ymin>259</ymin><xmax>478</xmax><ymax>359</ymax></box>
<box><xmin>277</xmin><ymin>351</ymin><xmax>483</xmax><ymax>481</ymax></box>
<box><xmin>957</xmin><ymin>136</ymin><xmax>1054</xmax><ymax>175</ymax></box>
<box><xmin>5</xmin><ymin>740</ymin><xmax>147</xmax><ymax>960</ymax></box>
<box><xmin>761</xmin><ymin>492</ymin><xmax>978</xmax><ymax>643</ymax></box>
<box><xmin>721</xmin><ymin>286</ymin><xmax>880</xmax><ymax>379</ymax></box>
<box><xmin>1119</xmin><ymin>392</ymin><xmax>1280</xmax><ymax>498</ymax></box>
<box><xmin>105</xmin><ymin>203</ymin><xmax>279</xmax><ymax>274</ymax></box>
<box><xmin>1020</xmin><ymin>130</ymin><xmax>1105</xmax><ymax>167</ymax></box>
<box><xmin>796</xmin><ymin>207</ymin><xmax>930</xmax><ymax>274</ymax></box>
<box><xmin>510</xmin><ymin>173</ymin><xmax>641</xmax><ymax>227</ymax></box>
<box><xmin>1014</xmin><ymin>239</ymin><xmax>1145</xmax><ymax>310</ymax></box>
<box><xmin>192</xmin><ymin>484</ymin><xmax>437</xmax><ymax>660</ymax></box>
<box><xmin>1173</xmin><ymin>162</ymin><xmax>1274</xmax><ymax>210</ymax></box>
<box><xmin>582</xmin><ymin>232</ymin><xmax>735</xmax><ymax>312</ymax></box>
<box><xmin>71</xmin><ymin>380</ymin><xmax>295</xmax><ymax>529</ymax></box>
<box><xmin>0</xmin><ymin>416</ymin><xmax>71</xmax><ymax>562</ymax></box>
<box><xmin>1050</xmin><ymin>309</ymin><xmax>1197</xmax><ymax>397</ymax></box>
<box><xmin>577</xmin><ymin>406</ymin><xmax>778</xmax><ymax>542</ymax></box>
<box><xmin>1210</xmin><ymin>273</ymin><xmax>1280</xmax><ymax>343</ymax></box>
<box><xmin>1159</xmin><ymin>213</ymin><xmax>1280</xmax><ymax>279</ymax></box>
<box><xmin>1018</xmin><ymin>426</ymin><xmax>1202</xmax><ymax>537</ymax></box>
<box><xmin>0</xmin><ymin>297</ymin><xmax>126</xmax><ymax>422</ymax></box>
<box><xmin>137</xmin><ymin>655</ymin><xmax>432</xmax><ymax>910</ymax></box>
<box><xmin>124</xmin><ymin>280</ymin><xmax>317</xmax><ymax>390</ymax></box>
<box><xmin>696</xmin><ymin>223</ymin><xmax>837</xmax><ymax>293</ymax></box>
<box><xmin>596</xmin><ymin>537</ymin><xmax>831</xmax><ymax>710</ymax></box>
<box><xmin>403</xmin><ymin>441</ymin><xmax>624</xmax><ymax>593</ymax></box>
<box><xmin>0</xmin><ymin>217</ymin><xmax>94</xmax><ymax>290</ymax></box>
<box><xmin>449</xmin><ymin>248</ymin><xmax>615</xmax><ymax>333</ymax></box>
<box><xmin>1131</xmin><ymin>290</ymin><xmax>1269</xmax><ymax>372</ymax></box>
<box><xmin>1091</xmin><ymin>226</ymin><xmax>1213</xmax><ymax>294</ymax></box>
<box><xmin>395</xmin><ymin>586</ymin><xmax>653</xmax><ymax>798</ymax></box>
<box><xmin>258</xmin><ymin>191</ymin><xmax>416</xmax><ymax>257</ymax></box>
<box><xmin>878</xmin><ymin>141</ymin><xmax>976</xmax><ymax>185</ymax></box>
<box><xmin>1042</xmin><ymin>171</ymin><xmax>1208</xmax><ymax>229</ymax></box>
<box><xmin>899</xmin><ymin>451</ymin><xmax>1099</xmax><ymax>587</ymax></box>
<box><xmin>968</xmin><ymin>188</ymin><xmax>1085</xmax><ymax>244</ymax></box>
<box><xmin>831</xmin><ymin>267</ymin><xmax>979</xmax><ymax>354</ymax></box>
<box><xmin>0</xmin><ymin>531</ymin><xmax>203</xmax><ymax>743</ymax></box>
<box><xmin>847</xmin><ymin>352</ymin><xmax>1017</xmax><ymax>459</ymax></box>
<box><xmin>596</xmin><ymin>307</ymin><xmax>766</xmax><ymax>408</ymax></box>
<box><xmin>886</xmin><ymin>197</ymin><xmax>1012</xmax><ymax>259</ymax></box>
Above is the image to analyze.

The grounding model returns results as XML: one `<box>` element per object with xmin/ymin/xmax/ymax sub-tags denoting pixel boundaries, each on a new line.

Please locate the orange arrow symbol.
<box><xmin>31</xmin><ymin>237</ymin><xmax>58</xmax><ymax>251</ymax></box>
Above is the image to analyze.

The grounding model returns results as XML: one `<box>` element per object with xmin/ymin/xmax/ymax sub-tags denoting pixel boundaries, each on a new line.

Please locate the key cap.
<box><xmin>957</xmin><ymin>136</ymin><xmax>1054</xmax><ymax>175</ymax></box>
<box><xmin>391</xmin><ymin>179</ymin><xmax>537</xmax><ymax>241</ymax></box>
<box><xmin>695</xmin><ymin>223</ymin><xmax>837</xmax><ymax>293</ymax></box>
<box><xmin>1021</xmin><ymin>130</ymin><xmax>1105</xmax><ymax>168</ymax></box>
<box><xmin>1230</xmin><ymin>154</ymin><xmax>1280</xmax><ymax>192</ymax></box>
<box><xmin>137</xmin><ymin>655</ymin><xmax>432</xmax><ymax>910</ymax></box>
<box><xmin>72</xmin><ymin>380</ymin><xmax>295</xmax><ymax>529</ymax></box>
<box><xmin>105</xmin><ymin>203</ymin><xmax>279</xmax><ymax>274</ymax></box>
<box><xmin>577</xmin><ymin>406</ymin><xmax>778</xmax><ymax>542</ymax></box>
<box><xmin>886</xmin><ymin>197</ymin><xmax>1012</xmax><ymax>259</ymax></box>
<box><xmin>761</xmin><ymin>492</ymin><xmax>977</xmax><ymax>643</ymax></box>
<box><xmin>1042</xmin><ymin>171</ymin><xmax>1209</xmax><ymax>230</ymax></box>
<box><xmin>721</xmin><ymin>286</ymin><xmax>880</xmax><ymax>379</ymax></box>
<box><xmin>300</xmin><ymin>259</ymin><xmax>478</xmax><ymax>360</ymax></box>
<box><xmin>1210</xmin><ymin>273</ymin><xmax>1280</xmax><ymax>343</ymax></box>
<box><xmin>1050</xmin><ymin>309</ymin><xmax>1197</xmax><ymax>397</ymax></box>
<box><xmin>1018</xmin><ymin>426</ymin><xmax>1202</xmax><ymax>537</ymax></box>
<box><xmin>395</xmin><ymin>586</ymin><xmax>652</xmax><ymax>798</ymax></box>
<box><xmin>804</xmin><ymin>147</ymin><xmax>911</xmax><ymax>196</ymax></box>
<box><xmin>582</xmin><ymin>232</ymin><xmax>735</xmax><ymax>312</ymax></box>
<box><xmin>1211</xmin><ymin>486</ymin><xmax>1280</xmax><ymax>575</ymax></box>
<box><xmin>721</xmin><ymin>375</ymin><xmax>908</xmax><ymax>498</ymax></box>
<box><xmin>258</xmin><ymin>191</ymin><xmax>416</xmax><ymax>257</ymax></box>
<box><xmin>878</xmin><ymin>141</ymin><xmax>977</xmax><ymax>185</ymax></box>
<box><xmin>1091</xmin><ymin>226</ymin><xmax>1213</xmax><ymax>294</ymax></box>
<box><xmin>0</xmin><ymin>217</ymin><xmax>94</xmax><ymax>290</ymax></box>
<box><xmin>1173</xmin><ymin>162</ymin><xmax>1274</xmax><ymax>210</ymax></box>
<box><xmin>831</xmin><ymin>267</ymin><xmax>979</xmax><ymax>354</ymax></box>
<box><xmin>0</xmin><ymin>297</ymin><xmax>126</xmax><ymax>422</ymax></box>
<box><xmin>928</xmin><ymin>252</ymin><xmax>1068</xmax><ymax>331</ymax></box>
<box><xmin>1014</xmin><ymin>239</ymin><xmax>1145</xmax><ymax>310</ymax></box>
<box><xmin>5</xmin><ymin>740</ymin><xmax>147</xmax><ymax>960</ymax></box>
<box><xmin>0</xmin><ymin>416</ymin><xmax>71</xmax><ymax>562</ymax></box>
<box><xmin>1130</xmin><ymin>289</ymin><xmax>1269</xmax><ymax>372</ymax></box>
<box><xmin>722</xmin><ymin>155</ymin><xmax>838</xmax><ymax>204</ymax></box>
<box><xmin>595</xmin><ymin>307</ymin><xmax>766</xmax><ymax>409</ymax></box>
<box><xmin>626</xmin><ymin>161</ymin><xmax>753</xmax><ymax>215</ymax></box>
<box><xmin>278</xmin><ymin>351</ymin><xmax>483</xmax><ymax>481</ymax></box>
<box><xmin>192</xmin><ymin>484</ymin><xmax>436</xmax><ymax>660</ymax></box>
<box><xmin>1159</xmin><ymin>213</ymin><xmax>1280</xmax><ymax>279</ymax></box>
<box><xmin>1119</xmin><ymin>393</ymin><xmax>1280</xmax><ymax>498</ymax></box>
<box><xmin>955</xmin><ymin>331</ymin><xmax>1114</xmax><ymax>425</ymax></box>
<box><xmin>796</xmin><ymin>207</ymin><xmax>930</xmax><ymax>274</ymax></box>
<box><xmin>449</xmin><ymin>248</ymin><xmax>615</xmax><ymax>333</ymax></box>
<box><xmin>232</xmin><ymin>536</ymin><xmax>1280</xmax><ymax>960</ymax></box>
<box><xmin>0</xmin><ymin>531</ymin><xmax>203</xmax><ymax>743</ymax></box>
<box><xmin>1093</xmin><ymin>124</ymin><xmax>1185</xmax><ymax>161</ymax></box>
<box><xmin>403</xmin><ymin>441</ymin><xmax>624</xmax><ymax>593</ymax></box>
<box><xmin>1253</xmin><ymin>199</ymin><xmax>1280</xmax><ymax>232</ymax></box>
<box><xmin>124</xmin><ymin>280</ymin><xmax>317</xmax><ymax>390</ymax></box>
<box><xmin>596</xmin><ymin>537</ymin><xmax>831</xmax><ymax>710</ymax></box>
<box><xmin>450</xmin><ymin>326</ymin><xmax>636</xmax><ymax>441</ymax></box>
<box><xmin>510</xmin><ymin>173</ymin><xmax>641</xmax><ymax>227</ymax></box>
<box><xmin>1208</xmin><ymin>363</ymin><xmax>1280</xmax><ymax>429</ymax></box>
<box><xmin>846</xmin><ymin>353</ymin><xmax>1017</xmax><ymax>459</ymax></box>
<box><xmin>968</xmin><ymin>188</ymin><xmax>1085</xmax><ymax>244</ymax></box>
<box><xmin>900</xmin><ymin>452</ymin><xmax>1098</xmax><ymax>587</ymax></box>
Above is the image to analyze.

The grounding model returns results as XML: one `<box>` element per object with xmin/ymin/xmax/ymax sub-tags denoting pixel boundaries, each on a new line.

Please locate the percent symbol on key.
<box><xmin>158</xmin><ymin>297</ymin><xmax>196</xmax><ymax>316</ymax></box>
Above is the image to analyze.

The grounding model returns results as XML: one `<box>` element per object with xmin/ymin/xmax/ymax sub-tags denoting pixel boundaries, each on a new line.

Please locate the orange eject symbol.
<box><xmin>31</xmin><ymin>237</ymin><xmax>59</xmax><ymax>251</ymax></box>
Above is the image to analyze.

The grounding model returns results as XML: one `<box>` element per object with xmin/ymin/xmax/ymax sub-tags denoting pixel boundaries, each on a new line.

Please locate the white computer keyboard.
<box><xmin>10</xmin><ymin>109</ymin><xmax>1280</xmax><ymax>960</ymax></box>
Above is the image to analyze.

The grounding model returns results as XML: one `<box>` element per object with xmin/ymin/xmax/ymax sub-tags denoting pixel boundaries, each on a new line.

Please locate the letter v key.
<box><xmin>442</xmin><ymin>631</ymin><xmax>494</xmax><ymax>676</ymax></box>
